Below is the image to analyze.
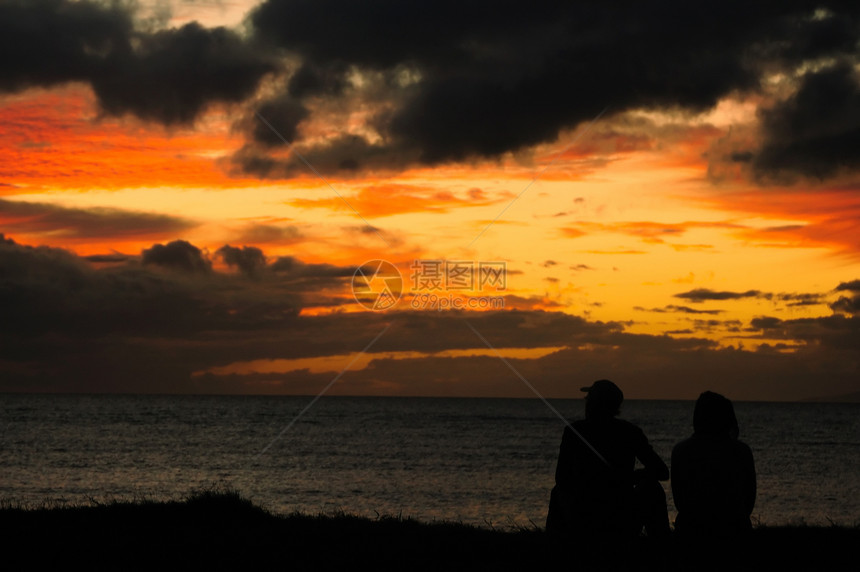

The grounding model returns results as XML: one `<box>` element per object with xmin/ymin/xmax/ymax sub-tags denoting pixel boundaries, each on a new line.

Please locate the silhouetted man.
<box><xmin>671</xmin><ymin>391</ymin><xmax>756</xmax><ymax>539</ymax></box>
<box><xmin>547</xmin><ymin>379</ymin><xmax>670</xmax><ymax>542</ymax></box>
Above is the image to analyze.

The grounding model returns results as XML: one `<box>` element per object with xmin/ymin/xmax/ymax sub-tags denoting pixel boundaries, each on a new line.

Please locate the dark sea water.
<box><xmin>1</xmin><ymin>395</ymin><xmax>858</xmax><ymax>529</ymax></box>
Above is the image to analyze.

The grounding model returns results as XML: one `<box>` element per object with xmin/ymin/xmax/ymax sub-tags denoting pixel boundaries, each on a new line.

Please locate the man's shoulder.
<box><xmin>570</xmin><ymin>417</ymin><xmax>646</xmax><ymax>439</ymax></box>
<box><xmin>611</xmin><ymin>417</ymin><xmax>647</xmax><ymax>437</ymax></box>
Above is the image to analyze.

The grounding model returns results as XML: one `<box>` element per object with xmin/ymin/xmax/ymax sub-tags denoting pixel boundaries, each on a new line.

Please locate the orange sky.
<box><xmin>1</xmin><ymin>0</ymin><xmax>858</xmax><ymax>401</ymax></box>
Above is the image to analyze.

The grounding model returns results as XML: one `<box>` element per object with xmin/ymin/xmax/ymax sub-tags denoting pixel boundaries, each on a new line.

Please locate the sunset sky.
<box><xmin>1</xmin><ymin>0</ymin><xmax>858</xmax><ymax>401</ymax></box>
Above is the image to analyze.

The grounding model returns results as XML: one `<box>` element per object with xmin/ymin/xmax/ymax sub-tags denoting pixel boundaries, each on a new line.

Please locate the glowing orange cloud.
<box><xmin>0</xmin><ymin>86</ymin><xmax>264</xmax><ymax>192</ymax></box>
<box><xmin>699</xmin><ymin>188</ymin><xmax>860</xmax><ymax>257</ymax></box>
<box><xmin>288</xmin><ymin>183</ymin><xmax>507</xmax><ymax>217</ymax></box>
<box><xmin>559</xmin><ymin>220</ymin><xmax>744</xmax><ymax>243</ymax></box>
<box><xmin>529</xmin><ymin>120</ymin><xmax>725</xmax><ymax>182</ymax></box>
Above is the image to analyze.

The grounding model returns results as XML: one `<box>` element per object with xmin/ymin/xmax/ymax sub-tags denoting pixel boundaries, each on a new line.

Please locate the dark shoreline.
<box><xmin>2</xmin><ymin>490</ymin><xmax>857</xmax><ymax>571</ymax></box>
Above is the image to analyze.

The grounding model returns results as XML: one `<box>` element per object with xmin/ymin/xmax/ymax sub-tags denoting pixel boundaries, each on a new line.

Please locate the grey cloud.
<box><xmin>0</xmin><ymin>235</ymin><xmax>303</xmax><ymax>390</ymax></box>
<box><xmin>5</xmin><ymin>1</ymin><xmax>856</xmax><ymax>181</ymax></box>
<box><xmin>234</xmin><ymin>133</ymin><xmax>421</xmax><ymax>179</ymax></box>
<box><xmin>0</xmin><ymin>198</ymin><xmax>195</xmax><ymax>238</ymax></box>
<box><xmin>287</xmin><ymin>61</ymin><xmax>351</xmax><ymax>98</ymax></box>
<box><xmin>831</xmin><ymin>279</ymin><xmax>860</xmax><ymax>315</ymax></box>
<box><xmin>216</xmin><ymin>244</ymin><xmax>267</xmax><ymax>278</ymax></box>
<box><xmin>0</xmin><ymin>0</ymin><xmax>131</xmax><ymax>92</ymax></box>
<box><xmin>674</xmin><ymin>289</ymin><xmax>763</xmax><ymax>302</ymax></box>
<box><xmin>836</xmin><ymin>280</ymin><xmax>860</xmax><ymax>292</ymax></box>
<box><xmin>831</xmin><ymin>296</ymin><xmax>860</xmax><ymax>315</ymax></box>
<box><xmin>269</xmin><ymin>255</ymin><xmax>355</xmax><ymax>278</ymax></box>
<box><xmin>235</xmin><ymin>223</ymin><xmax>305</xmax><ymax>245</ymax></box>
<box><xmin>636</xmin><ymin>305</ymin><xmax>724</xmax><ymax>315</ymax></box>
<box><xmin>1</xmin><ymin>234</ymin><xmax>857</xmax><ymax>400</ymax></box>
<box><xmin>674</xmin><ymin>289</ymin><xmax>825</xmax><ymax>306</ymax></box>
<box><xmin>237</xmin><ymin>0</ymin><xmax>860</xmax><ymax>177</ymax></box>
<box><xmin>0</xmin><ymin>1</ymin><xmax>276</xmax><ymax>125</ymax></box>
<box><xmin>0</xmin><ymin>235</ymin><xmax>215</xmax><ymax>338</ymax></box>
<box><xmin>84</xmin><ymin>253</ymin><xmax>132</xmax><ymax>263</ymax></box>
<box><xmin>750</xmin><ymin>313</ymin><xmax>860</xmax><ymax>351</ymax></box>
<box><xmin>247</xmin><ymin>94</ymin><xmax>309</xmax><ymax>147</ymax></box>
<box><xmin>142</xmin><ymin>240</ymin><xmax>211</xmax><ymax>273</ymax></box>
<box><xmin>752</xmin><ymin>63</ymin><xmax>860</xmax><ymax>181</ymax></box>
<box><xmin>91</xmin><ymin>21</ymin><xmax>278</xmax><ymax>125</ymax></box>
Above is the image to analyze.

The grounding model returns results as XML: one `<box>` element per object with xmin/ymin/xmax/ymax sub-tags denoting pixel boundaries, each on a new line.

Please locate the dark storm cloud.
<box><xmin>0</xmin><ymin>198</ymin><xmax>194</xmax><ymax>238</ymax></box>
<box><xmin>0</xmin><ymin>0</ymin><xmax>131</xmax><ymax>91</ymax></box>
<box><xmin>91</xmin><ymin>21</ymin><xmax>278</xmax><ymax>125</ymax></box>
<box><xmin>673</xmin><ymin>288</ymin><xmax>826</xmax><ymax>306</ymax></box>
<box><xmin>836</xmin><ymin>280</ymin><xmax>860</xmax><ymax>292</ymax></box>
<box><xmin>216</xmin><ymin>244</ymin><xmax>267</xmax><ymax>278</ymax></box>
<box><xmin>233</xmin><ymin>133</ymin><xmax>421</xmax><ymax>179</ymax></box>
<box><xmin>0</xmin><ymin>0</ymin><xmax>276</xmax><ymax>125</ymax></box>
<box><xmin>142</xmin><ymin>240</ymin><xmax>211</xmax><ymax>273</ymax></box>
<box><xmin>782</xmin><ymin>293</ymin><xmax>826</xmax><ymax>307</ymax></box>
<box><xmin>687</xmin><ymin>318</ymin><xmax>740</xmax><ymax>332</ymax></box>
<box><xmin>831</xmin><ymin>279</ymin><xmax>860</xmax><ymax>315</ymax></box>
<box><xmin>5</xmin><ymin>1</ymin><xmax>855</xmax><ymax>179</ymax></box>
<box><xmin>635</xmin><ymin>305</ymin><xmax>724</xmax><ymax>315</ymax></box>
<box><xmin>269</xmin><ymin>255</ymin><xmax>355</xmax><ymax>277</ymax></box>
<box><xmin>374</xmin><ymin>310</ymin><xmax>623</xmax><ymax>354</ymax></box>
<box><xmin>750</xmin><ymin>316</ymin><xmax>783</xmax><ymax>330</ymax></box>
<box><xmin>0</xmin><ymin>234</ymin><xmax>215</xmax><ymax>338</ymax></box>
<box><xmin>674</xmin><ymin>289</ymin><xmax>764</xmax><ymax>302</ymax></box>
<box><xmin>3</xmin><ymin>233</ymin><xmax>619</xmax><ymax>392</ymax></box>
<box><xmin>751</xmin><ymin>63</ymin><xmax>860</xmax><ymax>181</ymax></box>
<box><xmin>831</xmin><ymin>296</ymin><xmax>860</xmax><ymax>315</ymax></box>
<box><xmin>245</xmin><ymin>94</ymin><xmax>309</xmax><ymax>147</ymax></box>
<box><xmin>750</xmin><ymin>314</ymin><xmax>860</xmax><ymax>351</ymax></box>
<box><xmin>84</xmin><ymin>253</ymin><xmax>132</xmax><ymax>263</ymax></box>
<box><xmin>0</xmin><ymin>235</ymin><xmax>302</xmax><ymax>391</ymax></box>
<box><xmin>236</xmin><ymin>0</ymin><xmax>860</xmax><ymax>176</ymax></box>
<box><xmin>1</xmin><ymin>233</ymin><xmax>857</xmax><ymax>398</ymax></box>
<box><xmin>270</xmin><ymin>319</ymin><xmax>854</xmax><ymax>400</ymax></box>
<box><xmin>287</xmin><ymin>61</ymin><xmax>350</xmax><ymax>98</ymax></box>
<box><xmin>234</xmin><ymin>222</ymin><xmax>305</xmax><ymax>244</ymax></box>
<box><xmin>195</xmin><ymin>329</ymin><xmax>858</xmax><ymax>400</ymax></box>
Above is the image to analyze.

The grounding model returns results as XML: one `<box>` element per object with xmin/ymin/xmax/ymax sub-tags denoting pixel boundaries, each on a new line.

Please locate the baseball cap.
<box><xmin>580</xmin><ymin>379</ymin><xmax>624</xmax><ymax>410</ymax></box>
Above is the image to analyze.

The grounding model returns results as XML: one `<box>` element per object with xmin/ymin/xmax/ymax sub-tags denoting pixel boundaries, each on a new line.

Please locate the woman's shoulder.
<box><xmin>672</xmin><ymin>434</ymin><xmax>696</xmax><ymax>454</ymax></box>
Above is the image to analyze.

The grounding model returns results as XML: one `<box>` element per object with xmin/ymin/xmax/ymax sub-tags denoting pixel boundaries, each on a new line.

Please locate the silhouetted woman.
<box><xmin>671</xmin><ymin>391</ymin><xmax>756</xmax><ymax>540</ymax></box>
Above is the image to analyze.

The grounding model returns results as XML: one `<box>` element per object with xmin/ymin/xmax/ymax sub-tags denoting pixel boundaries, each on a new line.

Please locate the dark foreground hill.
<box><xmin>1</xmin><ymin>490</ymin><xmax>856</xmax><ymax>571</ymax></box>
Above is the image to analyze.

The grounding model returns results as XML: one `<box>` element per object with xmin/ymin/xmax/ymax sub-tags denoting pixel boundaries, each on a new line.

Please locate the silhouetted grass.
<box><xmin>0</xmin><ymin>489</ymin><xmax>856</xmax><ymax>571</ymax></box>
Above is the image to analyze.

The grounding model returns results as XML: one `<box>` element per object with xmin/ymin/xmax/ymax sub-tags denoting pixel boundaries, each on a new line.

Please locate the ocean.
<box><xmin>1</xmin><ymin>394</ymin><xmax>857</xmax><ymax>529</ymax></box>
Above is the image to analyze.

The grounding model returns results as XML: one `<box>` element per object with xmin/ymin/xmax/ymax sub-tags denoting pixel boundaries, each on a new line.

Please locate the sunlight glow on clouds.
<box><xmin>0</xmin><ymin>0</ymin><xmax>858</xmax><ymax>400</ymax></box>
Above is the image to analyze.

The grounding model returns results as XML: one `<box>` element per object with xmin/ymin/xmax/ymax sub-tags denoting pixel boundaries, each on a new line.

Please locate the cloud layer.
<box><xmin>0</xmin><ymin>198</ymin><xmax>194</xmax><ymax>239</ymax></box>
<box><xmin>2</xmin><ymin>1</ymin><xmax>857</xmax><ymax>182</ymax></box>
<box><xmin>0</xmin><ymin>0</ymin><xmax>276</xmax><ymax>125</ymax></box>
<box><xmin>1</xmin><ymin>233</ymin><xmax>856</xmax><ymax>400</ymax></box>
<box><xmin>240</xmin><ymin>0</ymin><xmax>860</xmax><ymax>179</ymax></box>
